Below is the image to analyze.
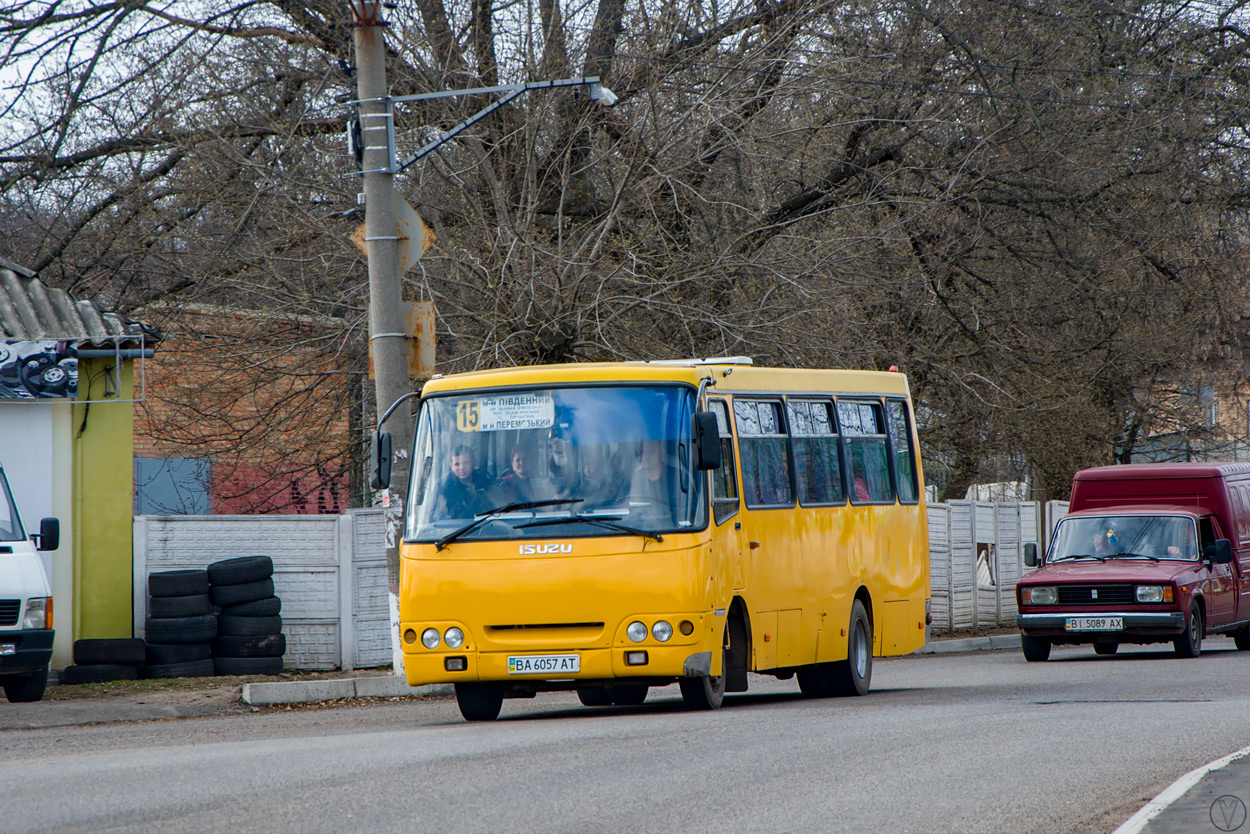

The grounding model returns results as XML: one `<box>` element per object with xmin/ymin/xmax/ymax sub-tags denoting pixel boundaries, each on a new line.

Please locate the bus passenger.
<box><xmin>437</xmin><ymin>445</ymin><xmax>494</xmax><ymax>520</ymax></box>
<box><xmin>499</xmin><ymin>444</ymin><xmax>540</xmax><ymax>503</ymax></box>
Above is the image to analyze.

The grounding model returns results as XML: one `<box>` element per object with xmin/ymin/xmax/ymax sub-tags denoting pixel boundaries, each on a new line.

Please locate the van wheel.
<box><xmin>1174</xmin><ymin>604</ymin><xmax>1203</xmax><ymax>658</ymax></box>
<box><xmin>1021</xmin><ymin>635</ymin><xmax>1051</xmax><ymax>662</ymax></box>
<box><xmin>2</xmin><ymin>665</ymin><xmax>48</xmax><ymax>703</ymax></box>
<box><xmin>455</xmin><ymin>682</ymin><xmax>503</xmax><ymax>721</ymax></box>
<box><xmin>1234</xmin><ymin>626</ymin><xmax>1250</xmax><ymax>651</ymax></box>
<box><xmin>1094</xmin><ymin>643</ymin><xmax>1118</xmax><ymax>656</ymax></box>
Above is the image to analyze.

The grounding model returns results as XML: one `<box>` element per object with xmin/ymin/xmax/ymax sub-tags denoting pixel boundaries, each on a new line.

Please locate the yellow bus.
<box><xmin>375</xmin><ymin>358</ymin><xmax>929</xmax><ymax>721</ymax></box>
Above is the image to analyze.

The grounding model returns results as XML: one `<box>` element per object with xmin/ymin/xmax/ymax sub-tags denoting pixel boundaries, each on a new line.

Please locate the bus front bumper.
<box><xmin>403</xmin><ymin>643</ymin><xmax>711</xmax><ymax>687</ymax></box>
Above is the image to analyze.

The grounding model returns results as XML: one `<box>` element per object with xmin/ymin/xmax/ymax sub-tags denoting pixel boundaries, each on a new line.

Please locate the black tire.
<box><xmin>797</xmin><ymin>663</ymin><xmax>835</xmax><ymax>697</ymax></box>
<box><xmin>209</xmin><ymin>578</ymin><xmax>274</xmax><ymax>607</ymax></box>
<box><xmin>61</xmin><ymin>664</ymin><xmax>138</xmax><ymax>685</ymax></box>
<box><xmin>149</xmin><ymin>594</ymin><xmax>213</xmax><ymax>619</ymax></box>
<box><xmin>148</xmin><ymin>569</ymin><xmax>209</xmax><ymax>598</ymax></box>
<box><xmin>1174</xmin><ymin>603</ymin><xmax>1203</xmax><ymax>658</ymax></box>
<box><xmin>1021</xmin><ymin>634</ymin><xmax>1052</xmax><ymax>662</ymax></box>
<box><xmin>577</xmin><ymin>686</ymin><xmax>613</xmax><ymax>707</ymax></box>
<box><xmin>680</xmin><ymin>626</ymin><xmax>727</xmax><ymax>710</ymax></box>
<box><xmin>213</xmin><ymin>633</ymin><xmax>286</xmax><ymax>658</ymax></box>
<box><xmin>207</xmin><ymin>555</ymin><xmax>273</xmax><ymax>585</ymax></box>
<box><xmin>2</xmin><ymin>665</ymin><xmax>48</xmax><ymax>703</ymax></box>
<box><xmin>218</xmin><ymin>614</ymin><xmax>282</xmax><ymax>637</ymax></box>
<box><xmin>455</xmin><ymin>682</ymin><xmax>504</xmax><ymax>721</ymax></box>
<box><xmin>830</xmin><ymin>599</ymin><xmax>873</xmax><ymax>696</ymax></box>
<box><xmin>146</xmin><ymin>642</ymin><xmax>212</xmax><ymax>665</ymax></box>
<box><xmin>73</xmin><ymin>638</ymin><xmax>145</xmax><ymax>666</ymax></box>
<box><xmin>221</xmin><ymin>596</ymin><xmax>282</xmax><ymax>617</ymax></box>
<box><xmin>145</xmin><ymin>614</ymin><xmax>217</xmax><ymax>644</ymax></box>
<box><xmin>1094</xmin><ymin>643</ymin><xmax>1119</xmax><ymax>656</ymax></box>
<box><xmin>609</xmin><ymin>684</ymin><xmax>648</xmax><ymax>706</ymax></box>
<box><xmin>1234</xmin><ymin>625</ymin><xmax>1250</xmax><ymax>651</ymax></box>
<box><xmin>146</xmin><ymin>659</ymin><xmax>217</xmax><ymax>679</ymax></box>
<box><xmin>213</xmin><ymin>656</ymin><xmax>284</xmax><ymax>676</ymax></box>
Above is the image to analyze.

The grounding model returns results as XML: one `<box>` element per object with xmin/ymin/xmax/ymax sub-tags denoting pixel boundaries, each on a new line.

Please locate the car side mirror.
<box><xmin>1024</xmin><ymin>543</ymin><xmax>1038</xmax><ymax>567</ymax></box>
<box><xmin>34</xmin><ymin>517</ymin><xmax>59</xmax><ymax>552</ymax></box>
<box><xmin>693</xmin><ymin>411</ymin><xmax>722</xmax><ymax>471</ymax></box>
<box><xmin>1208</xmin><ymin>538</ymin><xmax>1233</xmax><ymax>565</ymax></box>
<box><xmin>369</xmin><ymin>430</ymin><xmax>393</xmax><ymax>490</ymax></box>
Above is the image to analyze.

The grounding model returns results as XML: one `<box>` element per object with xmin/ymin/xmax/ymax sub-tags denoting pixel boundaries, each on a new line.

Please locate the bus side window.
<box><xmin>885</xmin><ymin>400</ymin><xmax>920</xmax><ymax>504</ymax></box>
<box><xmin>709</xmin><ymin>399</ymin><xmax>739</xmax><ymax>525</ymax></box>
<box><xmin>787</xmin><ymin>399</ymin><xmax>844</xmax><ymax>505</ymax></box>
<box><xmin>734</xmin><ymin>399</ymin><xmax>794</xmax><ymax>508</ymax></box>
<box><xmin>836</xmin><ymin>400</ymin><xmax>893</xmax><ymax>504</ymax></box>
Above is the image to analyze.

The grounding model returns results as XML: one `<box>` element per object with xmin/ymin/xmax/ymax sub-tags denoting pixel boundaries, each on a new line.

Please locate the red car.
<box><xmin>1017</xmin><ymin>463</ymin><xmax>1250</xmax><ymax>660</ymax></box>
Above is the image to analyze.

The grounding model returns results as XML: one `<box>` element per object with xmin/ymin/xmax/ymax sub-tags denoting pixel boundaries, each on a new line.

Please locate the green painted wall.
<box><xmin>71</xmin><ymin>358</ymin><xmax>136</xmax><ymax>640</ymax></box>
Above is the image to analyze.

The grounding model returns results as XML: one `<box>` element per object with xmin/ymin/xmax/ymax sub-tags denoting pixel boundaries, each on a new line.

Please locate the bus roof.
<box><xmin>420</xmin><ymin>362</ymin><xmax>912</xmax><ymax>397</ymax></box>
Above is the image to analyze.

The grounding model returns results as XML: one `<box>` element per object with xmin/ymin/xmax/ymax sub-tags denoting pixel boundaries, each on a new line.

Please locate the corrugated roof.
<box><xmin>0</xmin><ymin>261</ymin><xmax>161</xmax><ymax>347</ymax></box>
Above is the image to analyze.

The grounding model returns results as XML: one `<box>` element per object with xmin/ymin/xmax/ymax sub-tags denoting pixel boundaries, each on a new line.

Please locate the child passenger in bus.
<box><xmin>435</xmin><ymin>445</ymin><xmax>494</xmax><ymax>520</ymax></box>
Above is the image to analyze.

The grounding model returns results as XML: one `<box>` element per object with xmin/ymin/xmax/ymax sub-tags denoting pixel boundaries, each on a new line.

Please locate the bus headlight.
<box><xmin>1022</xmin><ymin>586</ymin><xmax>1057</xmax><ymax>605</ymax></box>
<box><xmin>1136</xmin><ymin>585</ymin><xmax>1172</xmax><ymax>603</ymax></box>
<box><xmin>652</xmin><ymin>621</ymin><xmax>673</xmax><ymax>642</ymax></box>
<box><xmin>444</xmin><ymin>627</ymin><xmax>465</xmax><ymax>649</ymax></box>
<box><xmin>421</xmin><ymin>628</ymin><xmax>441</xmax><ymax>649</ymax></box>
<box><xmin>627</xmin><ymin>621</ymin><xmax>648</xmax><ymax>643</ymax></box>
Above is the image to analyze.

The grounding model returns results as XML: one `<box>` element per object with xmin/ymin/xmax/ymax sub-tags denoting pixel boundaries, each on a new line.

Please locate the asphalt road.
<box><xmin>3</xmin><ymin>638</ymin><xmax>1249</xmax><ymax>834</ymax></box>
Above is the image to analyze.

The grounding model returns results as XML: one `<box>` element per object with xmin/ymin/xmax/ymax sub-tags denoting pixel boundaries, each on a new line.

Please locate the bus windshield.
<box><xmin>404</xmin><ymin>385</ymin><xmax>707</xmax><ymax>543</ymax></box>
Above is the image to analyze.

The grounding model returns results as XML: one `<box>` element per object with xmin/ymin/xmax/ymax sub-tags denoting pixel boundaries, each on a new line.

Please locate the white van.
<box><xmin>0</xmin><ymin>460</ymin><xmax>58</xmax><ymax>702</ymax></box>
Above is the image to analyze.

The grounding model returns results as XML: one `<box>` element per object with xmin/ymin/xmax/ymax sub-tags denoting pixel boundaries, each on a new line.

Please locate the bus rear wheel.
<box><xmin>455</xmin><ymin>682</ymin><xmax>504</xmax><ymax>721</ymax></box>
<box><xmin>577</xmin><ymin>686</ymin><xmax>613</xmax><ymax>707</ymax></box>
<box><xmin>830</xmin><ymin>599</ymin><xmax>872</xmax><ymax>697</ymax></box>
<box><xmin>609</xmin><ymin>685</ymin><xmax>648</xmax><ymax>706</ymax></box>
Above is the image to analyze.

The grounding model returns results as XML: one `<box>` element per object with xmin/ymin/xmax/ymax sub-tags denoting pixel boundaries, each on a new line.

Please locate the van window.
<box><xmin>735</xmin><ymin>399</ymin><xmax>794</xmax><ymax>508</ymax></box>
<box><xmin>709</xmin><ymin>399</ymin><xmax>739</xmax><ymax>525</ymax></box>
<box><xmin>0</xmin><ymin>469</ymin><xmax>23</xmax><ymax>542</ymax></box>
<box><xmin>788</xmin><ymin>399</ymin><xmax>844</xmax><ymax>505</ymax></box>
<box><xmin>837</xmin><ymin>400</ymin><xmax>893</xmax><ymax>503</ymax></box>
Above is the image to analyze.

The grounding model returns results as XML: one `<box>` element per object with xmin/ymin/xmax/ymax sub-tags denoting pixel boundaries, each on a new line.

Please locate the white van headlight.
<box><xmin>22</xmin><ymin>597</ymin><xmax>51</xmax><ymax>629</ymax></box>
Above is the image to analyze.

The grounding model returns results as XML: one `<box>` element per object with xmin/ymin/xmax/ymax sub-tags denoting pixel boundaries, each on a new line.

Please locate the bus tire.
<box><xmin>456</xmin><ymin>682</ymin><xmax>503</xmax><ymax>721</ymax></box>
<box><xmin>680</xmin><ymin>628</ymin><xmax>727</xmax><ymax>710</ymax></box>
<box><xmin>609</xmin><ymin>684</ymin><xmax>648</xmax><ymax>706</ymax></box>
<box><xmin>830</xmin><ymin>599</ymin><xmax>872</xmax><ymax>697</ymax></box>
<box><xmin>797</xmin><ymin>664</ymin><xmax>835</xmax><ymax>698</ymax></box>
<box><xmin>577</xmin><ymin>687</ymin><xmax>612</xmax><ymax>707</ymax></box>
<box><xmin>1021</xmin><ymin>634</ymin><xmax>1051</xmax><ymax>662</ymax></box>
<box><xmin>1173</xmin><ymin>603</ymin><xmax>1202</xmax><ymax>658</ymax></box>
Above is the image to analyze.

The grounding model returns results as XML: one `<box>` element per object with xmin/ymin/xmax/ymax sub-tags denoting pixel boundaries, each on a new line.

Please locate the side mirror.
<box><xmin>693</xmin><ymin>411</ymin><xmax>722</xmax><ymax>471</ymax></box>
<box><xmin>1208</xmin><ymin>538</ymin><xmax>1234</xmax><ymax>565</ymax></box>
<box><xmin>369</xmin><ymin>431</ymin><xmax>393</xmax><ymax>490</ymax></box>
<box><xmin>34</xmin><ymin>517</ymin><xmax>59</xmax><ymax>552</ymax></box>
<box><xmin>1023</xmin><ymin>543</ymin><xmax>1038</xmax><ymax>567</ymax></box>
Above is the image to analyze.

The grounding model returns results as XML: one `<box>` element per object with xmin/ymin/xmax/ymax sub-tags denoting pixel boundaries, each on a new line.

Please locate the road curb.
<box><xmin>914</xmin><ymin>634</ymin><xmax>1019</xmax><ymax>654</ymax></box>
<box><xmin>242</xmin><ymin>676</ymin><xmax>454</xmax><ymax>705</ymax></box>
<box><xmin>1111</xmin><ymin>743</ymin><xmax>1250</xmax><ymax>834</ymax></box>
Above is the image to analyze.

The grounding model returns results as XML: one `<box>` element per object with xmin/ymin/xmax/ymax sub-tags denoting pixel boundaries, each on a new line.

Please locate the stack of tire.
<box><xmin>208</xmin><ymin>556</ymin><xmax>285</xmax><ymax>676</ymax></box>
<box><xmin>61</xmin><ymin>638</ymin><xmax>146</xmax><ymax>684</ymax></box>
<box><xmin>144</xmin><ymin>569</ymin><xmax>217</xmax><ymax>678</ymax></box>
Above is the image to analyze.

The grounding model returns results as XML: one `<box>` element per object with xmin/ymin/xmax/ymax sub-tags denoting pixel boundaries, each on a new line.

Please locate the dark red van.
<box><xmin>1016</xmin><ymin>463</ymin><xmax>1250</xmax><ymax>660</ymax></box>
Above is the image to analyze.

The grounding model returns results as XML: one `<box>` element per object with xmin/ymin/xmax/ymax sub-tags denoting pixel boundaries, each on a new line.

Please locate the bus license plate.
<box><xmin>507</xmin><ymin>654</ymin><xmax>580</xmax><ymax>675</ymax></box>
<box><xmin>1065</xmin><ymin>617</ymin><xmax>1123</xmax><ymax>632</ymax></box>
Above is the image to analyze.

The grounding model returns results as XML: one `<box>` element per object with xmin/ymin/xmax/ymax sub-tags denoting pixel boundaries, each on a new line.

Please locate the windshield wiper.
<box><xmin>435</xmin><ymin>499</ymin><xmax>584</xmax><ymax>550</ymax></box>
<box><xmin>1117</xmin><ymin>552</ymin><xmax>1160</xmax><ymax>562</ymax></box>
<box><xmin>1053</xmin><ymin>554</ymin><xmax>1107</xmax><ymax>563</ymax></box>
<box><xmin>514</xmin><ymin>513</ymin><xmax>663</xmax><ymax>543</ymax></box>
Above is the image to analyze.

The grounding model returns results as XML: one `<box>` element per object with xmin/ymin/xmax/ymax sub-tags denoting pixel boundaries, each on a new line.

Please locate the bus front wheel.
<box><xmin>455</xmin><ymin>682</ymin><xmax>504</xmax><ymax>721</ymax></box>
<box><xmin>680</xmin><ymin>629</ymin><xmax>727</xmax><ymax>710</ymax></box>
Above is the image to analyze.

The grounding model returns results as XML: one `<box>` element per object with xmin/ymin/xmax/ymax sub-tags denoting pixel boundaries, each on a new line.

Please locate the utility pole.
<box><xmin>349</xmin><ymin>0</ymin><xmax>411</xmax><ymax>672</ymax></box>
